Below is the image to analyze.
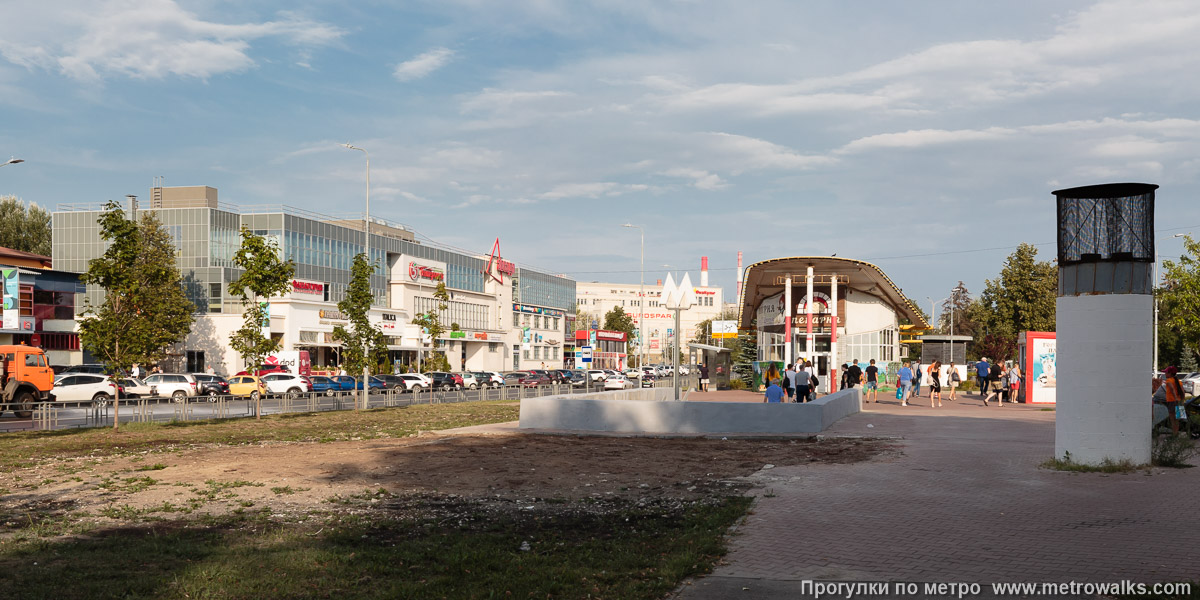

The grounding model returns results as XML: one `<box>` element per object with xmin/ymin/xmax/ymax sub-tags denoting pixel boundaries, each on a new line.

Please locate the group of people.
<box><xmin>762</xmin><ymin>357</ymin><xmax>1025</xmax><ymax>407</ymax></box>
<box><xmin>973</xmin><ymin>357</ymin><xmax>1022</xmax><ymax>406</ymax></box>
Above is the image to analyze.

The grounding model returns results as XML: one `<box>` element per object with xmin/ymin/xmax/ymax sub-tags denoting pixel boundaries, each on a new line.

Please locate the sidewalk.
<box><xmin>676</xmin><ymin>391</ymin><xmax>1200</xmax><ymax>599</ymax></box>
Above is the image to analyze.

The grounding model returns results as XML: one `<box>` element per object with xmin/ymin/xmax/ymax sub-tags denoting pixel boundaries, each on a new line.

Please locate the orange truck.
<box><xmin>0</xmin><ymin>344</ymin><xmax>55</xmax><ymax>418</ymax></box>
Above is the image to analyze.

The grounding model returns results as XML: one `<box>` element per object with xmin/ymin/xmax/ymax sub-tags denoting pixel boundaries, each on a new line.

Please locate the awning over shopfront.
<box><xmin>737</xmin><ymin>256</ymin><xmax>927</xmax><ymax>329</ymax></box>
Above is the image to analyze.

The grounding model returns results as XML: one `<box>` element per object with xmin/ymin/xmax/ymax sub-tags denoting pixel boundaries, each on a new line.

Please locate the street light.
<box><xmin>1154</xmin><ymin>232</ymin><xmax>1188</xmax><ymax>372</ymax></box>
<box><xmin>621</xmin><ymin>224</ymin><xmax>644</xmax><ymax>368</ymax></box>
<box><xmin>1</xmin><ymin>157</ymin><xmax>24</xmax><ymax>167</ymax></box>
<box><xmin>342</xmin><ymin>143</ymin><xmax>370</xmax><ymax>410</ymax></box>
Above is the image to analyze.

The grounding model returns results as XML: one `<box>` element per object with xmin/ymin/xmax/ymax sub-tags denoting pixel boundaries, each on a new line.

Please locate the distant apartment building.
<box><xmin>575</xmin><ymin>259</ymin><xmax>724</xmax><ymax>364</ymax></box>
<box><xmin>0</xmin><ymin>246</ymin><xmax>85</xmax><ymax>365</ymax></box>
<box><xmin>52</xmin><ymin>186</ymin><xmax>575</xmax><ymax>373</ymax></box>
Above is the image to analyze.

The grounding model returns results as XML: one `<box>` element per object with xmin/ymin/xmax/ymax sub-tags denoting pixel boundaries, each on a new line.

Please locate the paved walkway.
<box><xmin>677</xmin><ymin>392</ymin><xmax>1200</xmax><ymax>599</ymax></box>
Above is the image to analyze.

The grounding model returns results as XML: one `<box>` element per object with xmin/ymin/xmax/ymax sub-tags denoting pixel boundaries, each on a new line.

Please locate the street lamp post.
<box><xmin>1154</xmin><ymin>232</ymin><xmax>1188</xmax><ymax>372</ymax></box>
<box><xmin>1</xmin><ymin>157</ymin><xmax>24</xmax><ymax>168</ymax></box>
<box><xmin>342</xmin><ymin>143</ymin><xmax>370</xmax><ymax>410</ymax></box>
<box><xmin>621</xmin><ymin>224</ymin><xmax>644</xmax><ymax>368</ymax></box>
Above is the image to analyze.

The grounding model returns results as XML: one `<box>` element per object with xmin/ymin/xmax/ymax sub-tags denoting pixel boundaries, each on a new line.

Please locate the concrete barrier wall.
<box><xmin>519</xmin><ymin>387</ymin><xmax>861</xmax><ymax>435</ymax></box>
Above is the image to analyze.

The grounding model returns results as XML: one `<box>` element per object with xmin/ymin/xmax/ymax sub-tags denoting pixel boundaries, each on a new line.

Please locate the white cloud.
<box><xmin>393</xmin><ymin>47</ymin><xmax>455</xmax><ymax>82</ymax></box>
<box><xmin>661</xmin><ymin>168</ymin><xmax>726</xmax><ymax>190</ymax></box>
<box><xmin>837</xmin><ymin>128</ymin><xmax>1015</xmax><ymax>154</ymax></box>
<box><xmin>0</xmin><ymin>0</ymin><xmax>343</xmax><ymax>81</ymax></box>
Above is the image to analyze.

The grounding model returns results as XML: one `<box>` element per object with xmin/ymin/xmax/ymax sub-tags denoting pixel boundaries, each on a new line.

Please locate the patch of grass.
<box><xmin>0</xmin><ymin>402</ymin><xmax>521</xmax><ymax>470</ymax></box>
<box><xmin>270</xmin><ymin>486</ymin><xmax>309</xmax><ymax>496</ymax></box>
<box><xmin>1152</xmin><ymin>434</ymin><xmax>1198</xmax><ymax>469</ymax></box>
<box><xmin>1039</xmin><ymin>408</ymin><xmax>1055</xmax><ymax>411</ymax></box>
<box><xmin>0</xmin><ymin>496</ymin><xmax>751</xmax><ymax>599</ymax></box>
<box><xmin>1041</xmin><ymin>452</ymin><xmax>1144</xmax><ymax>473</ymax></box>
<box><xmin>135</xmin><ymin>463</ymin><xmax>168</xmax><ymax>471</ymax></box>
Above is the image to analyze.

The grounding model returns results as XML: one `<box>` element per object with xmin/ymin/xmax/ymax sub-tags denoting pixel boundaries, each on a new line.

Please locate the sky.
<box><xmin>3</xmin><ymin>0</ymin><xmax>1200</xmax><ymax>322</ymax></box>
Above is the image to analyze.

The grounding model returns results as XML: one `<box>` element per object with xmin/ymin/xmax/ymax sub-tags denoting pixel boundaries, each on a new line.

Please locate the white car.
<box><xmin>261</xmin><ymin>373</ymin><xmax>310</xmax><ymax>397</ymax></box>
<box><xmin>51</xmin><ymin>374</ymin><xmax>120</xmax><ymax>402</ymax></box>
<box><xmin>396</xmin><ymin>374</ymin><xmax>430</xmax><ymax>391</ymax></box>
<box><xmin>678</xmin><ymin>365</ymin><xmax>690</xmax><ymax>376</ymax></box>
<box><xmin>142</xmin><ymin>373</ymin><xmax>199</xmax><ymax>400</ymax></box>
<box><xmin>624</xmin><ymin>368</ymin><xmax>642</xmax><ymax>379</ymax></box>
<box><xmin>603</xmin><ymin>374</ymin><xmax>634</xmax><ymax>390</ymax></box>
<box><xmin>120</xmin><ymin>378</ymin><xmax>156</xmax><ymax>398</ymax></box>
<box><xmin>457</xmin><ymin>372</ymin><xmax>480</xmax><ymax>390</ymax></box>
<box><xmin>587</xmin><ymin>369</ymin><xmax>608</xmax><ymax>382</ymax></box>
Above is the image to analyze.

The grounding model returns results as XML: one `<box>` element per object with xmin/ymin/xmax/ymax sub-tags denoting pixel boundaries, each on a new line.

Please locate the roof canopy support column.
<box><xmin>805</xmin><ymin>265</ymin><xmax>814</xmax><ymax>361</ymax></box>
<box><xmin>831</xmin><ymin>272</ymin><xmax>838</xmax><ymax>394</ymax></box>
<box><xmin>784</xmin><ymin>275</ymin><xmax>792</xmax><ymax>366</ymax></box>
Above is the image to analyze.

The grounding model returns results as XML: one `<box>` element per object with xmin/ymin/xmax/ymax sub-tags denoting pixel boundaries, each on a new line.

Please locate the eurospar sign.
<box><xmin>399</xmin><ymin>254</ymin><xmax>446</xmax><ymax>283</ymax></box>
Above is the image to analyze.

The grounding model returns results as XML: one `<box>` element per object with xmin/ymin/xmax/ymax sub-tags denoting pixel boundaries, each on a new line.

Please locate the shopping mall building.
<box><xmin>737</xmin><ymin>256</ymin><xmax>927</xmax><ymax>392</ymax></box>
<box><xmin>51</xmin><ymin>186</ymin><xmax>575</xmax><ymax>374</ymax></box>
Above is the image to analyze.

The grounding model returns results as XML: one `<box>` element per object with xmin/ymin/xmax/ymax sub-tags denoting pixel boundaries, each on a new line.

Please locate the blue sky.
<box><xmin>3</xmin><ymin>0</ymin><xmax>1200</xmax><ymax>321</ymax></box>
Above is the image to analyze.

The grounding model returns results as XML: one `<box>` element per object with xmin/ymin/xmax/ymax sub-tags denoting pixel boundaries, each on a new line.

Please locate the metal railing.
<box><xmin>2</xmin><ymin>375</ymin><xmax>700</xmax><ymax>433</ymax></box>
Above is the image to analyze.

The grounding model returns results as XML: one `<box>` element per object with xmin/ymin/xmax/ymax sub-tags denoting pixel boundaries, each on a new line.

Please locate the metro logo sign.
<box><xmin>291</xmin><ymin>280</ymin><xmax>324</xmax><ymax>295</ymax></box>
<box><xmin>408</xmin><ymin>262</ymin><xmax>444</xmax><ymax>282</ymax></box>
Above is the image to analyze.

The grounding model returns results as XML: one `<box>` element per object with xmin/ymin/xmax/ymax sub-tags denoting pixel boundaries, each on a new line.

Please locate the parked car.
<box><xmin>457</xmin><ymin>372</ymin><xmax>480</xmax><ymax>390</ymax></box>
<box><xmin>604</xmin><ymin>374</ymin><xmax>633</xmax><ymax>390</ymax></box>
<box><xmin>502</xmin><ymin>372</ymin><xmax>526</xmax><ymax>386</ymax></box>
<box><xmin>640</xmin><ymin>374</ymin><xmax>657</xmax><ymax>388</ymax></box>
<box><xmin>142</xmin><ymin>373</ymin><xmax>199</xmax><ymax>400</ymax></box>
<box><xmin>307</xmin><ymin>376</ymin><xmax>341</xmax><ymax>396</ymax></box>
<box><xmin>624</xmin><ymin>368</ymin><xmax>642</xmax><ymax>379</ymax></box>
<box><xmin>51</xmin><ymin>374</ymin><xmax>121</xmax><ymax>402</ymax></box>
<box><xmin>235</xmin><ymin>364</ymin><xmax>290</xmax><ymax>377</ymax></box>
<box><xmin>587</xmin><ymin>369</ymin><xmax>608</xmax><ymax>382</ymax></box>
<box><xmin>353</xmin><ymin>376</ymin><xmax>385</xmax><ymax>390</ymax></box>
<box><xmin>568</xmin><ymin>371</ymin><xmax>587</xmax><ymax>387</ymax></box>
<box><xmin>519</xmin><ymin>372</ymin><xmax>552</xmax><ymax>387</ymax></box>
<box><xmin>261</xmin><ymin>372</ymin><xmax>311</xmax><ymax>397</ymax></box>
<box><xmin>554</xmin><ymin>369</ymin><xmax>574</xmax><ymax>383</ymax></box>
<box><xmin>527</xmin><ymin>369</ymin><xmax>561</xmax><ymax>384</ymax></box>
<box><xmin>425</xmin><ymin>372</ymin><xmax>461</xmax><ymax>391</ymax></box>
<box><xmin>192</xmin><ymin>373</ymin><xmax>231</xmax><ymax>397</ymax></box>
<box><xmin>393</xmin><ymin>374</ymin><xmax>430</xmax><ymax>392</ymax></box>
<box><xmin>120</xmin><ymin>378</ymin><xmax>156</xmax><ymax>398</ymax></box>
<box><xmin>374</xmin><ymin>374</ymin><xmax>408</xmax><ymax>389</ymax></box>
<box><xmin>604</xmin><ymin>369</ymin><xmax>622</xmax><ymax>380</ymax></box>
<box><xmin>473</xmin><ymin>371</ymin><xmax>504</xmax><ymax>389</ymax></box>
<box><xmin>678</xmin><ymin>365</ymin><xmax>690</xmax><ymax>376</ymax></box>
<box><xmin>57</xmin><ymin>364</ymin><xmax>108</xmax><ymax>375</ymax></box>
<box><xmin>227</xmin><ymin>375</ymin><xmax>267</xmax><ymax>400</ymax></box>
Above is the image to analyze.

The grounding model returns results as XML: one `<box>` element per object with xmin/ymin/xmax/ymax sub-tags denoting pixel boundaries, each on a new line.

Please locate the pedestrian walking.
<box><xmin>1007</xmin><ymin>362</ymin><xmax>1022</xmax><ymax>404</ymax></box>
<box><xmin>130</xmin><ymin>363</ymin><xmax>142</xmax><ymax>380</ymax></box>
<box><xmin>947</xmin><ymin>362</ymin><xmax>961</xmax><ymax>400</ymax></box>
<box><xmin>795</xmin><ymin>361</ymin><xmax>810</xmax><ymax>403</ymax></box>
<box><xmin>783</xmin><ymin>363</ymin><xmax>795</xmax><ymax>401</ymax></box>
<box><xmin>839</xmin><ymin>363</ymin><xmax>849</xmax><ymax>391</ymax></box>
<box><xmin>983</xmin><ymin>362</ymin><xmax>1006</xmax><ymax>406</ymax></box>
<box><xmin>847</xmin><ymin>359</ymin><xmax>863</xmax><ymax>390</ymax></box>
<box><xmin>976</xmin><ymin>357</ymin><xmax>991</xmax><ymax>396</ymax></box>
<box><xmin>1160</xmin><ymin>366</ymin><xmax>1185</xmax><ymax>434</ymax></box>
<box><xmin>806</xmin><ymin>361</ymin><xmax>818</xmax><ymax>402</ymax></box>
<box><xmin>912</xmin><ymin>360</ymin><xmax>923</xmax><ymax>398</ymax></box>
<box><xmin>898</xmin><ymin>360</ymin><xmax>914</xmax><ymax>406</ymax></box>
<box><xmin>928</xmin><ymin>360</ymin><xmax>942</xmax><ymax>407</ymax></box>
<box><xmin>863</xmin><ymin>359</ymin><xmax>879</xmax><ymax>403</ymax></box>
<box><xmin>763</xmin><ymin>378</ymin><xmax>785</xmax><ymax>403</ymax></box>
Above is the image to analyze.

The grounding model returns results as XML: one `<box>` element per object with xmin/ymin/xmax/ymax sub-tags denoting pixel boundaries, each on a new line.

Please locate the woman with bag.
<box><xmin>807</xmin><ymin>360</ymin><xmax>819</xmax><ymax>402</ymax></box>
<box><xmin>1007</xmin><ymin>363</ymin><xmax>1022</xmax><ymax>404</ymax></box>
<box><xmin>947</xmin><ymin>363</ymin><xmax>961</xmax><ymax>401</ymax></box>
<box><xmin>983</xmin><ymin>362</ymin><xmax>1006</xmax><ymax>406</ymax></box>
<box><xmin>928</xmin><ymin>361</ymin><xmax>942</xmax><ymax>407</ymax></box>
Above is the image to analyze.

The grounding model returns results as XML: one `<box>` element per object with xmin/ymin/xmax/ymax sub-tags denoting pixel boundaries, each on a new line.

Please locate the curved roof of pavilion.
<box><xmin>737</xmin><ymin>256</ymin><xmax>928</xmax><ymax>330</ymax></box>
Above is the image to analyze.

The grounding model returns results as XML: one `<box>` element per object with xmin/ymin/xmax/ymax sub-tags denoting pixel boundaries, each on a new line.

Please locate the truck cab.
<box><xmin>0</xmin><ymin>344</ymin><xmax>55</xmax><ymax>418</ymax></box>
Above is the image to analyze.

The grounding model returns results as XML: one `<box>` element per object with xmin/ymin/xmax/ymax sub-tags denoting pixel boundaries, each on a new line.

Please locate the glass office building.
<box><xmin>52</xmin><ymin>186</ymin><xmax>576</xmax><ymax>372</ymax></box>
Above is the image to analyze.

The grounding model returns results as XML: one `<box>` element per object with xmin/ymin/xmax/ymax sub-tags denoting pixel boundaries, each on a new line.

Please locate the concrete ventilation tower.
<box><xmin>1053</xmin><ymin>182</ymin><xmax>1157</xmax><ymax>465</ymax></box>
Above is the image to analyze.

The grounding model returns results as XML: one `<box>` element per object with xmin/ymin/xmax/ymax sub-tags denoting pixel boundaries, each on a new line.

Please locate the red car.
<box><xmin>235</xmin><ymin>364</ymin><xmax>289</xmax><ymax>377</ymax></box>
<box><xmin>519</xmin><ymin>372</ymin><xmax>551</xmax><ymax>387</ymax></box>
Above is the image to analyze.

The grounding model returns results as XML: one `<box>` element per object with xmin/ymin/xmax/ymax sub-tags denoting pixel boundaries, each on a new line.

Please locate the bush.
<box><xmin>728</xmin><ymin>379</ymin><xmax>746</xmax><ymax>390</ymax></box>
<box><xmin>1152</xmin><ymin>434</ymin><xmax>1198</xmax><ymax>468</ymax></box>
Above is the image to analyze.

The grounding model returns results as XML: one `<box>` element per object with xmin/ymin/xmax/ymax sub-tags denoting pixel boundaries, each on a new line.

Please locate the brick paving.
<box><xmin>677</xmin><ymin>391</ymin><xmax>1200</xmax><ymax>599</ymax></box>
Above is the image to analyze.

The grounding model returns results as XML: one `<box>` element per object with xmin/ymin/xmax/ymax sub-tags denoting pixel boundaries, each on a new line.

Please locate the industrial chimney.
<box><xmin>700</xmin><ymin>256</ymin><xmax>709</xmax><ymax>287</ymax></box>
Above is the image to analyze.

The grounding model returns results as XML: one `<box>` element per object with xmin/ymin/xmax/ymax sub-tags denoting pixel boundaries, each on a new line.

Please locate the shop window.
<box><xmin>186</xmin><ymin>350</ymin><xmax>205</xmax><ymax>373</ymax></box>
<box><xmin>513</xmin><ymin>313</ymin><xmax>520</xmax><ymax>327</ymax></box>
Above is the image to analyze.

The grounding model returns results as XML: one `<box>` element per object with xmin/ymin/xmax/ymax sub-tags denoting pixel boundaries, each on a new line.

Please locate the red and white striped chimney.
<box><xmin>700</xmin><ymin>256</ymin><xmax>709</xmax><ymax>287</ymax></box>
<box><xmin>736</xmin><ymin>251</ymin><xmax>744</xmax><ymax>300</ymax></box>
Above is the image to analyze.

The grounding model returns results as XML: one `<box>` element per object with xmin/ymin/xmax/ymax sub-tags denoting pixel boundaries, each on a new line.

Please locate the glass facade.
<box><xmin>53</xmin><ymin>201</ymin><xmax>572</xmax><ymax>320</ymax></box>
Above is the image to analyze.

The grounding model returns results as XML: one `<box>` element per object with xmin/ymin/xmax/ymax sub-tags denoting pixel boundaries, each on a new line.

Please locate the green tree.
<box><xmin>968</xmin><ymin>243</ymin><xmax>1057</xmax><ymax>360</ymax></box>
<box><xmin>78</xmin><ymin>202</ymin><xmax>195</xmax><ymax>429</ymax></box>
<box><xmin>228</xmin><ymin>227</ymin><xmax>294</xmax><ymax>419</ymax></box>
<box><xmin>1159</xmin><ymin>234</ymin><xmax>1200</xmax><ymax>365</ymax></box>
<box><xmin>733</xmin><ymin>330</ymin><xmax>757</xmax><ymax>389</ymax></box>
<box><xmin>333</xmin><ymin>253</ymin><xmax>389</xmax><ymax>406</ymax></box>
<box><xmin>0</xmin><ymin>195</ymin><xmax>51</xmax><ymax>255</ymax></box>
<box><xmin>603</xmin><ymin>306</ymin><xmax>636</xmax><ymax>341</ymax></box>
<box><xmin>412</xmin><ymin>281</ymin><xmax>451</xmax><ymax>372</ymax></box>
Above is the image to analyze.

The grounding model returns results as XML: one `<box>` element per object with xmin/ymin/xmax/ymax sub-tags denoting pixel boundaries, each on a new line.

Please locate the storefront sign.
<box><xmin>409</xmin><ymin>261</ymin><xmax>444</xmax><ymax>282</ymax></box>
<box><xmin>596</xmin><ymin>330</ymin><xmax>626</xmax><ymax>342</ymax></box>
<box><xmin>695</xmin><ymin>289</ymin><xmax>716</xmax><ymax>295</ymax></box>
<box><xmin>319</xmin><ymin>309</ymin><xmax>348</xmax><ymax>321</ymax></box>
<box><xmin>450</xmin><ymin>331</ymin><xmax>466</xmax><ymax>338</ymax></box>
<box><xmin>513</xmin><ymin>303</ymin><xmax>564</xmax><ymax>318</ymax></box>
<box><xmin>291</xmin><ymin>279</ymin><xmax>324</xmax><ymax>295</ymax></box>
<box><xmin>484</xmin><ymin>238</ymin><xmax>517</xmax><ymax>283</ymax></box>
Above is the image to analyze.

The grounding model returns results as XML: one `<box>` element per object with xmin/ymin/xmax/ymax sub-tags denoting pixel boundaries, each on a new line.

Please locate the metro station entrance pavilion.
<box><xmin>737</xmin><ymin>256</ymin><xmax>928</xmax><ymax>393</ymax></box>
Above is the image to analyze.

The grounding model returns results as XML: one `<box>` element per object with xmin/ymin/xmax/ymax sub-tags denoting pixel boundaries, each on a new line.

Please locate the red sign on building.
<box><xmin>408</xmin><ymin>262</ymin><xmax>445</xmax><ymax>282</ymax></box>
<box><xmin>292</xmin><ymin>280</ymin><xmax>324</xmax><ymax>295</ymax></box>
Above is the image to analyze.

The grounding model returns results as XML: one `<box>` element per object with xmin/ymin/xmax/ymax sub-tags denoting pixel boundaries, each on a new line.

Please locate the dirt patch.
<box><xmin>0</xmin><ymin>432</ymin><xmax>896</xmax><ymax>530</ymax></box>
